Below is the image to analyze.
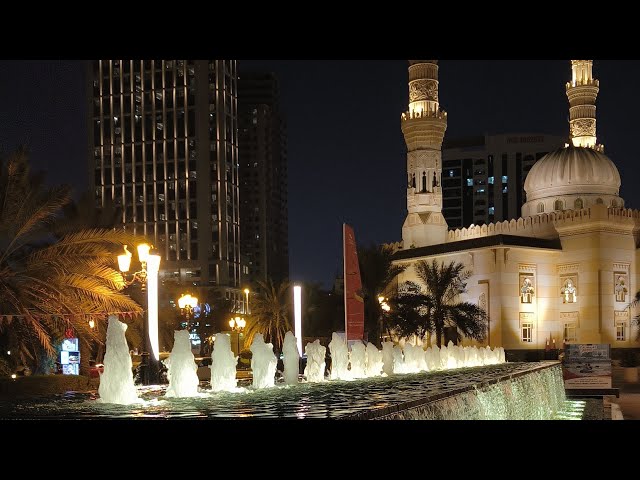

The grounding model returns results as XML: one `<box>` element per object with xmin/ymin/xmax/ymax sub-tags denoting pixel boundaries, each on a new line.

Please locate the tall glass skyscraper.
<box><xmin>88</xmin><ymin>60</ymin><xmax>244</xmax><ymax>308</ymax></box>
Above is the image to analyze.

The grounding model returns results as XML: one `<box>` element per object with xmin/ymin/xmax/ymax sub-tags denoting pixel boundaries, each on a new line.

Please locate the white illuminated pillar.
<box><xmin>147</xmin><ymin>263</ymin><xmax>160</xmax><ymax>362</ymax></box>
<box><xmin>293</xmin><ymin>285</ymin><xmax>302</xmax><ymax>356</ymax></box>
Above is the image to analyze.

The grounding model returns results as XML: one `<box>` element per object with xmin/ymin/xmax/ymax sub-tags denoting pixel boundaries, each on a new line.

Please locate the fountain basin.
<box><xmin>0</xmin><ymin>362</ymin><xmax>587</xmax><ymax>420</ymax></box>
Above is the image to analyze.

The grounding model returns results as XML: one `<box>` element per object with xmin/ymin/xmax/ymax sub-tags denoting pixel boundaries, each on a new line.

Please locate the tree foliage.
<box><xmin>0</xmin><ymin>148</ymin><xmax>144</xmax><ymax>370</ymax></box>
<box><xmin>243</xmin><ymin>278</ymin><xmax>291</xmax><ymax>354</ymax></box>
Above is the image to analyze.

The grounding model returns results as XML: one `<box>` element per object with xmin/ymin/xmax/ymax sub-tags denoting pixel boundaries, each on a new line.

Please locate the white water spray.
<box><xmin>349</xmin><ymin>341</ymin><xmax>367</xmax><ymax>379</ymax></box>
<box><xmin>250</xmin><ymin>333</ymin><xmax>277</xmax><ymax>389</ymax></box>
<box><xmin>328</xmin><ymin>332</ymin><xmax>349</xmax><ymax>380</ymax></box>
<box><xmin>365</xmin><ymin>342</ymin><xmax>383</xmax><ymax>377</ymax></box>
<box><xmin>282</xmin><ymin>331</ymin><xmax>300</xmax><ymax>385</ymax></box>
<box><xmin>382</xmin><ymin>341</ymin><xmax>395</xmax><ymax>375</ymax></box>
<box><xmin>210</xmin><ymin>333</ymin><xmax>238</xmax><ymax>392</ymax></box>
<box><xmin>98</xmin><ymin>315</ymin><xmax>139</xmax><ymax>405</ymax></box>
<box><xmin>303</xmin><ymin>340</ymin><xmax>326</xmax><ymax>382</ymax></box>
<box><xmin>165</xmin><ymin>330</ymin><xmax>200</xmax><ymax>398</ymax></box>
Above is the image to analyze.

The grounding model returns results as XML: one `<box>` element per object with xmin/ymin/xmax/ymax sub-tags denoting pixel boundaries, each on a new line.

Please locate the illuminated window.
<box><xmin>466</xmin><ymin>178</ymin><xmax>473</xmax><ymax>187</ymax></box>
<box><xmin>502</xmin><ymin>186</ymin><xmax>508</xmax><ymax>194</ymax></box>
<box><xmin>449</xmin><ymin>170</ymin><xmax>454</xmax><ymax>177</ymax></box>
<box><xmin>521</xmin><ymin>322</ymin><xmax>533</xmax><ymax>343</ymax></box>
<box><xmin>488</xmin><ymin>176</ymin><xmax>494</xmax><ymax>184</ymax></box>
<box><xmin>502</xmin><ymin>175</ymin><xmax>508</xmax><ymax>184</ymax></box>
<box><xmin>563</xmin><ymin>322</ymin><xmax>577</xmax><ymax>342</ymax></box>
<box><xmin>616</xmin><ymin>322</ymin><xmax>626</xmax><ymax>341</ymax></box>
<box><xmin>488</xmin><ymin>207</ymin><xmax>495</xmax><ymax>215</ymax></box>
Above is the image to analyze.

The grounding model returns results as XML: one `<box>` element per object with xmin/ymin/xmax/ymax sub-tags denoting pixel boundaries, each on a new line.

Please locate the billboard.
<box><xmin>562</xmin><ymin>344</ymin><xmax>611</xmax><ymax>389</ymax></box>
<box><xmin>60</xmin><ymin>337</ymin><xmax>80</xmax><ymax>376</ymax></box>
<box><xmin>343</xmin><ymin>224</ymin><xmax>364</xmax><ymax>341</ymax></box>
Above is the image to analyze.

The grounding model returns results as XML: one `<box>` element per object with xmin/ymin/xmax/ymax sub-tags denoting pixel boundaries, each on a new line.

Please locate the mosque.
<box><xmin>392</xmin><ymin>60</ymin><xmax>640</xmax><ymax>355</ymax></box>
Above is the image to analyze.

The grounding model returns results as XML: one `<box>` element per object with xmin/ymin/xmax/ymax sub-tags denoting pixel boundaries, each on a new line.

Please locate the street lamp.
<box><xmin>378</xmin><ymin>295</ymin><xmax>391</xmax><ymax>312</ymax></box>
<box><xmin>177</xmin><ymin>293</ymin><xmax>198</xmax><ymax>330</ymax></box>
<box><xmin>243</xmin><ymin>288</ymin><xmax>250</xmax><ymax>315</ymax></box>
<box><xmin>229</xmin><ymin>316</ymin><xmax>246</xmax><ymax>356</ymax></box>
<box><xmin>117</xmin><ymin>243</ymin><xmax>161</xmax><ymax>385</ymax></box>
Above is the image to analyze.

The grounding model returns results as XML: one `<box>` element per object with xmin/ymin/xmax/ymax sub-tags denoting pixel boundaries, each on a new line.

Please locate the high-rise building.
<box><xmin>441</xmin><ymin>133</ymin><xmax>565</xmax><ymax>228</ymax></box>
<box><xmin>88</xmin><ymin>60</ymin><xmax>245</xmax><ymax>308</ymax></box>
<box><xmin>238</xmin><ymin>72</ymin><xmax>289</xmax><ymax>286</ymax></box>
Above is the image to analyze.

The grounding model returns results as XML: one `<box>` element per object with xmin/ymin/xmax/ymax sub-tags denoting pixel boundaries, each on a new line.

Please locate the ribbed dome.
<box><xmin>524</xmin><ymin>146</ymin><xmax>621</xmax><ymax>202</ymax></box>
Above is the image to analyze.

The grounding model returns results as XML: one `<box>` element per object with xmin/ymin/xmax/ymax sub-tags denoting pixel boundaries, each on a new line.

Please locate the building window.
<box><xmin>596</xmin><ymin>198</ymin><xmax>604</xmax><ymax>205</ymax></box>
<box><xmin>574</xmin><ymin>198</ymin><xmax>583</xmax><ymax>209</ymax></box>
<box><xmin>616</xmin><ymin>322</ymin><xmax>627</xmax><ymax>341</ymax></box>
<box><xmin>501</xmin><ymin>175</ymin><xmax>508</xmax><ymax>184</ymax></box>
<box><xmin>488</xmin><ymin>176</ymin><xmax>494</xmax><ymax>184</ymax></box>
<box><xmin>466</xmin><ymin>178</ymin><xmax>473</xmax><ymax>187</ymax></box>
<box><xmin>536</xmin><ymin>203</ymin><xmax>544</xmax><ymax>213</ymax></box>
<box><xmin>611</xmin><ymin>199</ymin><xmax>618</xmax><ymax>208</ymax></box>
<box><xmin>521</xmin><ymin>322</ymin><xmax>533</xmax><ymax>343</ymax></box>
<box><xmin>563</xmin><ymin>322</ymin><xmax>577</xmax><ymax>342</ymax></box>
<box><xmin>488</xmin><ymin>206</ymin><xmax>495</xmax><ymax>215</ymax></box>
<box><xmin>554</xmin><ymin>200</ymin><xmax>563</xmax><ymax>211</ymax></box>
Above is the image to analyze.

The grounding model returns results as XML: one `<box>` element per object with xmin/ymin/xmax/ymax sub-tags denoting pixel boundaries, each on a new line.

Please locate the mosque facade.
<box><xmin>392</xmin><ymin>60</ymin><xmax>640</xmax><ymax>354</ymax></box>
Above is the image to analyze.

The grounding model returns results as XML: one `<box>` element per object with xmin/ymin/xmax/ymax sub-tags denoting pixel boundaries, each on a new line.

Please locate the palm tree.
<box><xmin>0</xmin><ymin>148</ymin><xmax>144</xmax><ymax>372</ymax></box>
<box><xmin>385</xmin><ymin>281</ymin><xmax>433</xmax><ymax>340</ymax></box>
<box><xmin>412</xmin><ymin>259</ymin><xmax>488</xmax><ymax>348</ymax></box>
<box><xmin>358</xmin><ymin>243</ymin><xmax>406</xmax><ymax>346</ymax></box>
<box><xmin>243</xmin><ymin>278</ymin><xmax>291</xmax><ymax>355</ymax></box>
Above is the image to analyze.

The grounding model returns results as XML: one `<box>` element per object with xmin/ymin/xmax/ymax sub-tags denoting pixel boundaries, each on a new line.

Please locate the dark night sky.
<box><xmin>2</xmin><ymin>60</ymin><xmax>640</xmax><ymax>287</ymax></box>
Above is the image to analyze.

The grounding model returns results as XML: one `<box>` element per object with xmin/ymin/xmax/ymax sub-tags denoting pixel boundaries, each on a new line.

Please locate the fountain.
<box><xmin>392</xmin><ymin>344</ymin><xmax>407</xmax><ymax>373</ymax></box>
<box><xmin>164</xmin><ymin>330</ymin><xmax>199</xmax><ymax>398</ymax></box>
<box><xmin>209</xmin><ymin>333</ymin><xmax>238</xmax><ymax>392</ymax></box>
<box><xmin>250</xmin><ymin>333</ymin><xmax>277</xmax><ymax>389</ymax></box>
<box><xmin>303</xmin><ymin>340</ymin><xmax>326</xmax><ymax>382</ymax></box>
<box><xmin>381</xmin><ymin>341</ymin><xmax>394</xmax><ymax>375</ymax></box>
<box><xmin>282</xmin><ymin>331</ymin><xmax>300</xmax><ymax>385</ymax></box>
<box><xmin>328</xmin><ymin>332</ymin><xmax>349</xmax><ymax>380</ymax></box>
<box><xmin>97</xmin><ymin>315</ymin><xmax>139</xmax><ymax>405</ymax></box>
<box><xmin>365</xmin><ymin>342</ymin><xmax>383</xmax><ymax>377</ymax></box>
<box><xmin>348</xmin><ymin>342</ymin><xmax>366</xmax><ymax>379</ymax></box>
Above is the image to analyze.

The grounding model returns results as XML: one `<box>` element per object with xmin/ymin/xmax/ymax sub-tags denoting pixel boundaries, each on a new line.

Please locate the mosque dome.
<box><xmin>521</xmin><ymin>146</ymin><xmax>623</xmax><ymax>216</ymax></box>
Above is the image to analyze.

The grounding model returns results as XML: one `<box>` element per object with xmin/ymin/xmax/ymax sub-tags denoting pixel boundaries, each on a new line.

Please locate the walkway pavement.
<box><xmin>611</xmin><ymin>366</ymin><xmax>640</xmax><ymax>420</ymax></box>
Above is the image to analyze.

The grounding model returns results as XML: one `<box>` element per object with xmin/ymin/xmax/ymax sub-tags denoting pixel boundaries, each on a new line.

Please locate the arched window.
<box><xmin>554</xmin><ymin>199</ymin><xmax>563</xmax><ymax>211</ymax></box>
<box><xmin>411</xmin><ymin>173</ymin><xmax>416</xmax><ymax>188</ymax></box>
<box><xmin>421</xmin><ymin>171</ymin><xmax>427</xmax><ymax>192</ymax></box>
<box><xmin>537</xmin><ymin>203</ymin><xmax>545</xmax><ymax>213</ymax></box>
<box><xmin>611</xmin><ymin>199</ymin><xmax>618</xmax><ymax>208</ymax></box>
<box><xmin>596</xmin><ymin>198</ymin><xmax>604</xmax><ymax>205</ymax></box>
<box><xmin>574</xmin><ymin>198</ymin><xmax>583</xmax><ymax>209</ymax></box>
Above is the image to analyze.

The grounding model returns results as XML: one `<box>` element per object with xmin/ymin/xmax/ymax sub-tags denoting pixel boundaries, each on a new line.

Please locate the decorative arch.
<box><xmin>554</xmin><ymin>199</ymin><xmax>563</xmax><ymax>211</ymax></box>
<box><xmin>574</xmin><ymin>198</ymin><xmax>583</xmax><ymax>210</ymax></box>
<box><xmin>537</xmin><ymin>203</ymin><xmax>545</xmax><ymax>213</ymax></box>
<box><xmin>596</xmin><ymin>198</ymin><xmax>604</xmax><ymax>205</ymax></box>
<box><xmin>611</xmin><ymin>199</ymin><xmax>618</xmax><ymax>208</ymax></box>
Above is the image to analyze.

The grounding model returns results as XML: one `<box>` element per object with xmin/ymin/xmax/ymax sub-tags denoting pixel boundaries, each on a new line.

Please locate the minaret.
<box><xmin>566</xmin><ymin>60</ymin><xmax>603</xmax><ymax>150</ymax></box>
<box><xmin>401</xmin><ymin>60</ymin><xmax>448</xmax><ymax>248</ymax></box>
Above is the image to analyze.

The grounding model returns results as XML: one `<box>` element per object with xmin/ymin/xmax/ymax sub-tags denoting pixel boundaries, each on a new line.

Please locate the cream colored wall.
<box><xmin>393</xmin><ymin>216</ymin><xmax>640</xmax><ymax>351</ymax></box>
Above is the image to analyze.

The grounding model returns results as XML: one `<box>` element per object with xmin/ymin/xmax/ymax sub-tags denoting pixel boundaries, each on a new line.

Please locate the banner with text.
<box><xmin>562</xmin><ymin>344</ymin><xmax>612</xmax><ymax>389</ymax></box>
<box><xmin>343</xmin><ymin>224</ymin><xmax>364</xmax><ymax>341</ymax></box>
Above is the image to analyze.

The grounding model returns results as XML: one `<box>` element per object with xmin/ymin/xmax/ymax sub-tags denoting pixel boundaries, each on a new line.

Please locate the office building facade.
<box><xmin>88</xmin><ymin>60</ymin><xmax>245</xmax><ymax>307</ymax></box>
<box><xmin>441</xmin><ymin>134</ymin><xmax>565</xmax><ymax>228</ymax></box>
<box><xmin>238</xmin><ymin>72</ymin><xmax>289</xmax><ymax>286</ymax></box>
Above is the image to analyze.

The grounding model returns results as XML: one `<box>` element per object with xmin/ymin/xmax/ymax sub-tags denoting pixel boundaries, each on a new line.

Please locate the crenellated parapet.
<box><xmin>445</xmin><ymin>205</ymin><xmax>640</xmax><ymax>243</ymax></box>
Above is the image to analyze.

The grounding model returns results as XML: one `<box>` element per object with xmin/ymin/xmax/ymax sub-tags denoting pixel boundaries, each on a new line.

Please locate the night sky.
<box><xmin>1</xmin><ymin>60</ymin><xmax>639</xmax><ymax>288</ymax></box>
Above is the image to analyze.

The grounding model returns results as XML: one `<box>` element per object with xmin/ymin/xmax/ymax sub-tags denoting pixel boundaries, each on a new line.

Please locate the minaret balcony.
<box><xmin>401</xmin><ymin>109</ymin><xmax>447</xmax><ymax>122</ymax></box>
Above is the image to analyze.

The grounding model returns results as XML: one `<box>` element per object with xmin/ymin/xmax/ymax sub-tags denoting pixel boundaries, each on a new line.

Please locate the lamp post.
<box><xmin>378</xmin><ymin>295</ymin><xmax>391</xmax><ymax>344</ymax></box>
<box><xmin>177</xmin><ymin>293</ymin><xmax>199</xmax><ymax>330</ymax></box>
<box><xmin>117</xmin><ymin>243</ymin><xmax>161</xmax><ymax>385</ymax></box>
<box><xmin>244</xmin><ymin>288</ymin><xmax>250</xmax><ymax>315</ymax></box>
<box><xmin>229</xmin><ymin>316</ymin><xmax>246</xmax><ymax>356</ymax></box>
